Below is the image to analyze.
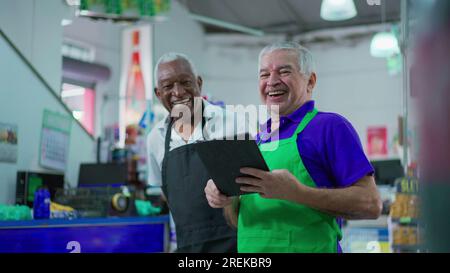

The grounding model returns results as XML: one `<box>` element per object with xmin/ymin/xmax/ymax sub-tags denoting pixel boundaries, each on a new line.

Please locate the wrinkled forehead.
<box><xmin>157</xmin><ymin>59</ymin><xmax>195</xmax><ymax>82</ymax></box>
<box><xmin>259</xmin><ymin>49</ymin><xmax>299</xmax><ymax>71</ymax></box>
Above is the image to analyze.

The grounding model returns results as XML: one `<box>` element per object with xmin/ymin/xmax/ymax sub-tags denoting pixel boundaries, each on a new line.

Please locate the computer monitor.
<box><xmin>78</xmin><ymin>163</ymin><xmax>128</xmax><ymax>187</ymax></box>
<box><xmin>16</xmin><ymin>171</ymin><xmax>65</xmax><ymax>207</ymax></box>
<box><xmin>371</xmin><ymin>159</ymin><xmax>405</xmax><ymax>185</ymax></box>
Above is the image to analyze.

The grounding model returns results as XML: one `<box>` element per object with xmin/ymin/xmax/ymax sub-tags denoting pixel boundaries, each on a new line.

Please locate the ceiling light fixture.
<box><xmin>320</xmin><ymin>0</ymin><xmax>357</xmax><ymax>21</ymax></box>
<box><xmin>370</xmin><ymin>0</ymin><xmax>400</xmax><ymax>58</ymax></box>
<box><xmin>61</xmin><ymin>19</ymin><xmax>73</xmax><ymax>26</ymax></box>
<box><xmin>189</xmin><ymin>13</ymin><xmax>265</xmax><ymax>37</ymax></box>
<box><xmin>370</xmin><ymin>31</ymin><xmax>400</xmax><ymax>58</ymax></box>
<box><xmin>61</xmin><ymin>88</ymin><xmax>85</xmax><ymax>98</ymax></box>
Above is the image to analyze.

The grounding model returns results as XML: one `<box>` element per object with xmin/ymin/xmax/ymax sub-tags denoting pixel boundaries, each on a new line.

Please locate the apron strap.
<box><xmin>293</xmin><ymin>108</ymin><xmax>318</xmax><ymax>136</ymax></box>
<box><xmin>164</xmin><ymin>118</ymin><xmax>174</xmax><ymax>158</ymax></box>
<box><xmin>257</xmin><ymin>107</ymin><xmax>318</xmax><ymax>146</ymax></box>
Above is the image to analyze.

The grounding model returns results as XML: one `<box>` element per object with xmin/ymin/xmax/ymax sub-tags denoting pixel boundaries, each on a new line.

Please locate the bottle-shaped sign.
<box><xmin>125</xmin><ymin>31</ymin><xmax>147</xmax><ymax>126</ymax></box>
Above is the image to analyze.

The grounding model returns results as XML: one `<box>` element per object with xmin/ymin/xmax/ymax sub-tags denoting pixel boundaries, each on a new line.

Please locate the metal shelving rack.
<box><xmin>388</xmin><ymin>175</ymin><xmax>425</xmax><ymax>253</ymax></box>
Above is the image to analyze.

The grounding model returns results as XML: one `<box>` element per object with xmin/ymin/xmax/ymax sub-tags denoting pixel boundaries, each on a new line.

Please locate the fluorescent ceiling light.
<box><xmin>61</xmin><ymin>88</ymin><xmax>85</xmax><ymax>98</ymax></box>
<box><xmin>78</xmin><ymin>10</ymin><xmax>90</xmax><ymax>16</ymax></box>
<box><xmin>72</xmin><ymin>111</ymin><xmax>84</xmax><ymax>120</ymax></box>
<box><xmin>320</xmin><ymin>0</ymin><xmax>357</xmax><ymax>21</ymax></box>
<box><xmin>370</xmin><ymin>31</ymin><xmax>400</xmax><ymax>58</ymax></box>
<box><xmin>61</xmin><ymin>19</ymin><xmax>72</xmax><ymax>26</ymax></box>
<box><xmin>189</xmin><ymin>13</ymin><xmax>264</xmax><ymax>37</ymax></box>
<box><xmin>65</xmin><ymin>0</ymin><xmax>80</xmax><ymax>6</ymax></box>
<box><xmin>152</xmin><ymin>15</ymin><xmax>168</xmax><ymax>22</ymax></box>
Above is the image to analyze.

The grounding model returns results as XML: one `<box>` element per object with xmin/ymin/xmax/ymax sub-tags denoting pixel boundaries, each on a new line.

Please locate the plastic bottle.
<box><xmin>33</xmin><ymin>188</ymin><xmax>50</xmax><ymax>219</ymax></box>
<box><xmin>169</xmin><ymin>213</ymin><xmax>177</xmax><ymax>252</ymax></box>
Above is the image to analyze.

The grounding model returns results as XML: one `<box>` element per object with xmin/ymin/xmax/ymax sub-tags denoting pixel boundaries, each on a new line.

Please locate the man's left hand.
<box><xmin>236</xmin><ymin>168</ymin><xmax>303</xmax><ymax>200</ymax></box>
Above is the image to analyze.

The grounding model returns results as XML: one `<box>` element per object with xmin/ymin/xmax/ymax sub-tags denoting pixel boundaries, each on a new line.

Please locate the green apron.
<box><xmin>238</xmin><ymin>108</ymin><xmax>342</xmax><ymax>253</ymax></box>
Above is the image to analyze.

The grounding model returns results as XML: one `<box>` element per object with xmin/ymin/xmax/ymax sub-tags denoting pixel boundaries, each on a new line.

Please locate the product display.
<box><xmin>389</xmin><ymin>193</ymin><xmax>419</xmax><ymax>219</ymax></box>
<box><xmin>388</xmin><ymin>168</ymin><xmax>424</xmax><ymax>253</ymax></box>
<box><xmin>0</xmin><ymin>204</ymin><xmax>31</xmax><ymax>221</ymax></box>
<box><xmin>50</xmin><ymin>201</ymin><xmax>78</xmax><ymax>219</ymax></box>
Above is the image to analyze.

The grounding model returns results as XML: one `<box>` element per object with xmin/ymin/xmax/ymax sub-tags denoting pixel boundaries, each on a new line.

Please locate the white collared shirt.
<box><xmin>146</xmin><ymin>99</ymin><xmax>254</xmax><ymax>187</ymax></box>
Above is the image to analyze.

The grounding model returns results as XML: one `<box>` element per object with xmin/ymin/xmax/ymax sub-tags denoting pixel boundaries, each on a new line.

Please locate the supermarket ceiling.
<box><xmin>177</xmin><ymin>0</ymin><xmax>401</xmax><ymax>35</ymax></box>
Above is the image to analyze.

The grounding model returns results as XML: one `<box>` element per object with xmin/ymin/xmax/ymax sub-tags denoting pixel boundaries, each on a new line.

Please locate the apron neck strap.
<box><xmin>292</xmin><ymin>108</ymin><xmax>318</xmax><ymax>136</ymax></box>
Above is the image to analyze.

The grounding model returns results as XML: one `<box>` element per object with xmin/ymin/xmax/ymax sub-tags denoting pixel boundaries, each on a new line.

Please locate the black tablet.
<box><xmin>195</xmin><ymin>135</ymin><xmax>270</xmax><ymax>196</ymax></box>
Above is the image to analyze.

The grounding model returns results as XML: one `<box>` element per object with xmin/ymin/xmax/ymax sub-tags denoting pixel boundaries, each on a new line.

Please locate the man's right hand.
<box><xmin>205</xmin><ymin>179</ymin><xmax>233</xmax><ymax>208</ymax></box>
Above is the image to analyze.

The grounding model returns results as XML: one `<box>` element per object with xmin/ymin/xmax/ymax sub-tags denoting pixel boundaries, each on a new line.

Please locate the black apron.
<box><xmin>161</xmin><ymin>112</ymin><xmax>237</xmax><ymax>253</ymax></box>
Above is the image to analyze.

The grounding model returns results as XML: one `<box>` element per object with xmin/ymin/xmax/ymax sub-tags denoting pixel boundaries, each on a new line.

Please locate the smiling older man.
<box><xmin>205</xmin><ymin>42</ymin><xmax>382</xmax><ymax>253</ymax></box>
<box><xmin>147</xmin><ymin>53</ymin><xmax>250</xmax><ymax>253</ymax></box>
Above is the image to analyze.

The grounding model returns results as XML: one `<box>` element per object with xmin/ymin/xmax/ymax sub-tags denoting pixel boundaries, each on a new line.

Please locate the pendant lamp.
<box><xmin>320</xmin><ymin>0</ymin><xmax>357</xmax><ymax>21</ymax></box>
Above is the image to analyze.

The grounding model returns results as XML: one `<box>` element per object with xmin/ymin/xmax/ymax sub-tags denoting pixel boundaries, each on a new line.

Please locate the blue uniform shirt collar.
<box><xmin>284</xmin><ymin>100</ymin><xmax>315</xmax><ymax>123</ymax></box>
<box><xmin>260</xmin><ymin>100</ymin><xmax>315</xmax><ymax>134</ymax></box>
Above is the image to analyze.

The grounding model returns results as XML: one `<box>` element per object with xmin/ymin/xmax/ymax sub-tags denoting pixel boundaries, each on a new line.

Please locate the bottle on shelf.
<box><xmin>33</xmin><ymin>188</ymin><xmax>50</xmax><ymax>219</ymax></box>
<box><xmin>389</xmin><ymin>162</ymin><xmax>424</xmax><ymax>252</ymax></box>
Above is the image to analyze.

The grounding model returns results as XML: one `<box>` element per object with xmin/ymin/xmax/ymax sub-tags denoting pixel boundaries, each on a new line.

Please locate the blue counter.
<box><xmin>0</xmin><ymin>215</ymin><xmax>170</xmax><ymax>253</ymax></box>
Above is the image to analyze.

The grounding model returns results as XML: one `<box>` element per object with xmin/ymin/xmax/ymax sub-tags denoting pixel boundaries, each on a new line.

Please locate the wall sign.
<box><xmin>79</xmin><ymin>0</ymin><xmax>171</xmax><ymax>18</ymax></box>
<box><xmin>119</xmin><ymin>25</ymin><xmax>152</xmax><ymax>146</ymax></box>
<box><xmin>0</xmin><ymin>122</ymin><xmax>18</xmax><ymax>163</ymax></box>
<box><xmin>367</xmin><ymin>126</ymin><xmax>388</xmax><ymax>157</ymax></box>
<box><xmin>39</xmin><ymin>110</ymin><xmax>72</xmax><ymax>171</ymax></box>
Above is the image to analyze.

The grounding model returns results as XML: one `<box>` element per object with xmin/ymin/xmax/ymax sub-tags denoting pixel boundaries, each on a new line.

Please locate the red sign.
<box><xmin>367</xmin><ymin>126</ymin><xmax>388</xmax><ymax>157</ymax></box>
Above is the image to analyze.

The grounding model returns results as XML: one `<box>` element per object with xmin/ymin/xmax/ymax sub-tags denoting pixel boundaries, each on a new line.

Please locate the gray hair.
<box><xmin>154</xmin><ymin>52</ymin><xmax>198</xmax><ymax>84</ymax></box>
<box><xmin>258</xmin><ymin>41</ymin><xmax>315</xmax><ymax>76</ymax></box>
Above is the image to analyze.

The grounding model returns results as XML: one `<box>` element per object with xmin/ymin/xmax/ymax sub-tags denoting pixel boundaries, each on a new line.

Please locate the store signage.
<box><xmin>118</xmin><ymin>25</ymin><xmax>152</xmax><ymax>146</ymax></box>
<box><xmin>79</xmin><ymin>0</ymin><xmax>170</xmax><ymax>18</ymax></box>
<box><xmin>367</xmin><ymin>126</ymin><xmax>388</xmax><ymax>157</ymax></box>
<box><xmin>39</xmin><ymin>109</ymin><xmax>72</xmax><ymax>172</ymax></box>
<box><xmin>0</xmin><ymin>122</ymin><xmax>18</xmax><ymax>163</ymax></box>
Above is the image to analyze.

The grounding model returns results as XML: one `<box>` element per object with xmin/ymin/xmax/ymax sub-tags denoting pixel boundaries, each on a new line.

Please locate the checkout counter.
<box><xmin>0</xmin><ymin>215</ymin><xmax>170</xmax><ymax>253</ymax></box>
<box><xmin>1</xmin><ymin>164</ymin><xmax>170</xmax><ymax>253</ymax></box>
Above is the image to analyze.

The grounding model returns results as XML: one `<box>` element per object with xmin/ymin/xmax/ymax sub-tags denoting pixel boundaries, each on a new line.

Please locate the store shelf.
<box><xmin>0</xmin><ymin>215</ymin><xmax>171</xmax><ymax>253</ymax></box>
<box><xmin>347</xmin><ymin>215</ymin><xmax>388</xmax><ymax>228</ymax></box>
<box><xmin>390</xmin><ymin>217</ymin><xmax>419</xmax><ymax>225</ymax></box>
<box><xmin>392</xmin><ymin>244</ymin><xmax>423</xmax><ymax>252</ymax></box>
<box><xmin>0</xmin><ymin>215</ymin><xmax>170</xmax><ymax>228</ymax></box>
<box><xmin>341</xmin><ymin>226</ymin><xmax>390</xmax><ymax>253</ymax></box>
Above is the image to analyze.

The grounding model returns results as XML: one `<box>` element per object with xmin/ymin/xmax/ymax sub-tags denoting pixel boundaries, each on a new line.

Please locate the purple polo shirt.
<box><xmin>257</xmin><ymin>100</ymin><xmax>374</xmax><ymax>252</ymax></box>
